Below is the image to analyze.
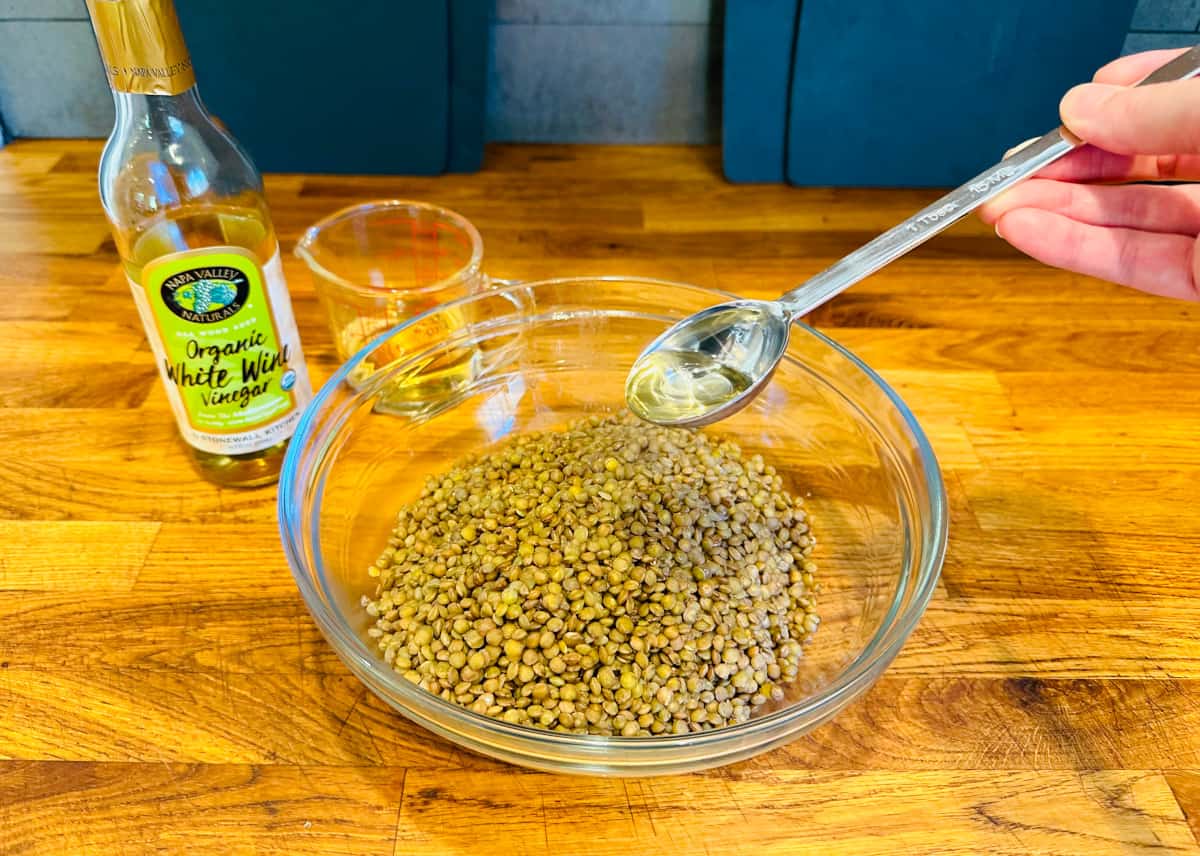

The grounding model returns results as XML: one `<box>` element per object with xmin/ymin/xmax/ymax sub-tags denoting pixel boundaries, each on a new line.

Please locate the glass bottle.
<box><xmin>86</xmin><ymin>0</ymin><xmax>312</xmax><ymax>487</ymax></box>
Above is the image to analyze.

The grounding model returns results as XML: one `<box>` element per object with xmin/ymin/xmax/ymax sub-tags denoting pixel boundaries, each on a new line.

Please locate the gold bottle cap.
<box><xmin>86</xmin><ymin>0</ymin><xmax>196</xmax><ymax>96</ymax></box>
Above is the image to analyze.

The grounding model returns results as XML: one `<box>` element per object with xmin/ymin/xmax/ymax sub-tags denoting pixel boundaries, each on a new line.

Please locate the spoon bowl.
<box><xmin>624</xmin><ymin>300</ymin><xmax>791</xmax><ymax>427</ymax></box>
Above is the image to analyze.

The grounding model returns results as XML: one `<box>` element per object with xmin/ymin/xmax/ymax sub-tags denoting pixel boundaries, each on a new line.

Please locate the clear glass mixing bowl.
<box><xmin>279</xmin><ymin>277</ymin><xmax>946</xmax><ymax>776</ymax></box>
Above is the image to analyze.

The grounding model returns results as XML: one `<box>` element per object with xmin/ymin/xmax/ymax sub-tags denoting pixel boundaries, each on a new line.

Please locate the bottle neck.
<box><xmin>112</xmin><ymin>86</ymin><xmax>206</xmax><ymax>125</ymax></box>
<box><xmin>87</xmin><ymin>0</ymin><xmax>196</xmax><ymax>97</ymax></box>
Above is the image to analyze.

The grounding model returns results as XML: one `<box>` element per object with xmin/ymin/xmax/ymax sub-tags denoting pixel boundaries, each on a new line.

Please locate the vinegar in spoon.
<box><xmin>626</xmin><ymin>349</ymin><xmax>753</xmax><ymax>423</ymax></box>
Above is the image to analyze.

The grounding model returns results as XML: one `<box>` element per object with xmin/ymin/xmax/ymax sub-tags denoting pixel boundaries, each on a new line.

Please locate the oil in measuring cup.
<box><xmin>626</xmin><ymin>349</ymin><xmax>753</xmax><ymax>423</ymax></box>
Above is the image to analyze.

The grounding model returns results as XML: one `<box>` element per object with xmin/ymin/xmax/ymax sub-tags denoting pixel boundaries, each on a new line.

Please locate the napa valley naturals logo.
<box><xmin>160</xmin><ymin>264</ymin><xmax>250</xmax><ymax>323</ymax></box>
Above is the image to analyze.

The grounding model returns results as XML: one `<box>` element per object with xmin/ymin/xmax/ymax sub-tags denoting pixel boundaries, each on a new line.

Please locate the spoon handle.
<box><xmin>778</xmin><ymin>43</ymin><xmax>1200</xmax><ymax>318</ymax></box>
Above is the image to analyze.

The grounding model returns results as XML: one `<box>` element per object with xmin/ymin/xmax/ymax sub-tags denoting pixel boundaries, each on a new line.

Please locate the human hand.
<box><xmin>978</xmin><ymin>48</ymin><xmax>1200</xmax><ymax>301</ymax></box>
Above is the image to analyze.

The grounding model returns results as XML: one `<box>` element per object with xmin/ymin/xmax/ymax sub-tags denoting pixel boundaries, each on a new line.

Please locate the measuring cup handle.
<box><xmin>483</xmin><ymin>276</ymin><xmax>522</xmax><ymax>289</ymax></box>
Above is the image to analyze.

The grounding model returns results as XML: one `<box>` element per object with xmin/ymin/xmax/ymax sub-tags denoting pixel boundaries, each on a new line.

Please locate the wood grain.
<box><xmin>391</xmin><ymin>769</ymin><xmax>1195</xmax><ymax>856</ymax></box>
<box><xmin>0</xmin><ymin>670</ymin><xmax>459</xmax><ymax>766</ymax></box>
<box><xmin>6</xmin><ymin>673</ymin><xmax>1200</xmax><ymax>773</ymax></box>
<box><xmin>0</xmin><ymin>521</ymin><xmax>160</xmax><ymax>591</ymax></box>
<box><xmin>0</xmin><ymin>763</ymin><xmax>407</xmax><ymax>855</ymax></box>
<box><xmin>1</xmin><ymin>139</ymin><xmax>1198</xmax><ymax>854</ymax></box>
<box><xmin>1168</xmin><ymin>773</ymin><xmax>1200</xmax><ymax>845</ymax></box>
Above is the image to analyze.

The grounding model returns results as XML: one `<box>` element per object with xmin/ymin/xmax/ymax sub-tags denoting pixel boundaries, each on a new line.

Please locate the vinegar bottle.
<box><xmin>86</xmin><ymin>0</ymin><xmax>312</xmax><ymax>486</ymax></box>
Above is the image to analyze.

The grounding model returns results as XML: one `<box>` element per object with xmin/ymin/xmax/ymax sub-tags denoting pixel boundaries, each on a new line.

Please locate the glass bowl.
<box><xmin>279</xmin><ymin>277</ymin><xmax>947</xmax><ymax>776</ymax></box>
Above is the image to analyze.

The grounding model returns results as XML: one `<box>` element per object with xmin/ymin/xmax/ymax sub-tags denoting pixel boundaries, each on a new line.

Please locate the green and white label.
<box><xmin>131</xmin><ymin>246</ymin><xmax>312</xmax><ymax>456</ymax></box>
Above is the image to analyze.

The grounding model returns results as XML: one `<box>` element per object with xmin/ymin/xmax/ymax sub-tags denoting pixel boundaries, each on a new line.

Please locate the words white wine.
<box><xmin>86</xmin><ymin>0</ymin><xmax>312</xmax><ymax>487</ymax></box>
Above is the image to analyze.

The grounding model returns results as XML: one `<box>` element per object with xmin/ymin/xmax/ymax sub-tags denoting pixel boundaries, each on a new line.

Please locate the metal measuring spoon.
<box><xmin>626</xmin><ymin>45</ymin><xmax>1200</xmax><ymax>428</ymax></box>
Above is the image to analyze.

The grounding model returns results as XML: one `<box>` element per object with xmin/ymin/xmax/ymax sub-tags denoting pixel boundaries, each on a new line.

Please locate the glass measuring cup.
<box><xmin>296</xmin><ymin>200</ymin><xmax>489</xmax><ymax>408</ymax></box>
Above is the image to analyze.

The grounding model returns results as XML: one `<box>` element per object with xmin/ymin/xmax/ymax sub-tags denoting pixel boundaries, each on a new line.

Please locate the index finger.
<box><xmin>1028</xmin><ymin>145</ymin><xmax>1200</xmax><ymax>183</ymax></box>
<box><xmin>1092</xmin><ymin>48</ymin><xmax>1190</xmax><ymax>85</ymax></box>
<box><xmin>1062</xmin><ymin>78</ymin><xmax>1200</xmax><ymax>155</ymax></box>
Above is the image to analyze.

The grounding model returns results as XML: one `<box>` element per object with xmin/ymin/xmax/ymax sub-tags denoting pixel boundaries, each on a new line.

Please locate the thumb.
<box><xmin>1061</xmin><ymin>79</ymin><xmax>1200</xmax><ymax>155</ymax></box>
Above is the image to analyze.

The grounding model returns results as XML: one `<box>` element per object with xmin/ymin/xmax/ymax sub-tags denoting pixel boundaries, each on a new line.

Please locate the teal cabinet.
<box><xmin>175</xmin><ymin>1</ymin><xmax>487</xmax><ymax>174</ymax></box>
<box><xmin>724</xmin><ymin>0</ymin><xmax>1140</xmax><ymax>186</ymax></box>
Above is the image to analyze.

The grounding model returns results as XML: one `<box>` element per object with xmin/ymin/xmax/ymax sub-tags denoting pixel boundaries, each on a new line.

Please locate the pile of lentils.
<box><xmin>363</xmin><ymin>414</ymin><xmax>818</xmax><ymax>737</ymax></box>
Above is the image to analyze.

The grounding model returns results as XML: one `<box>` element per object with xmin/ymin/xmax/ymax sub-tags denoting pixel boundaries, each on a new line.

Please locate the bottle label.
<box><xmin>130</xmin><ymin>247</ymin><xmax>313</xmax><ymax>456</ymax></box>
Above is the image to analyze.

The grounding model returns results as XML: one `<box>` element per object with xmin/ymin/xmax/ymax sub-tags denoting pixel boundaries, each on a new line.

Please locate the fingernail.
<box><xmin>994</xmin><ymin>221</ymin><xmax>1007</xmax><ymax>241</ymax></box>
<box><xmin>1060</xmin><ymin>82</ymin><xmax>1121</xmax><ymax>127</ymax></box>
<box><xmin>1004</xmin><ymin>137</ymin><xmax>1039</xmax><ymax>159</ymax></box>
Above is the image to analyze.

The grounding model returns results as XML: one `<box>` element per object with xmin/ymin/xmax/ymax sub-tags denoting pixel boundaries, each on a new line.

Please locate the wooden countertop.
<box><xmin>2</xmin><ymin>140</ymin><xmax>1199</xmax><ymax>855</ymax></box>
